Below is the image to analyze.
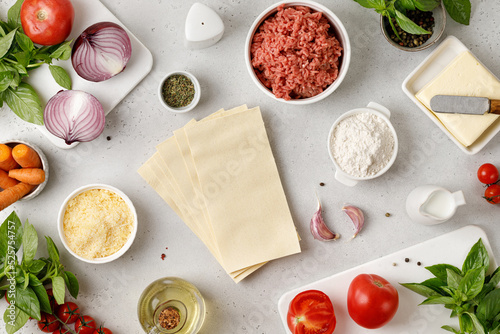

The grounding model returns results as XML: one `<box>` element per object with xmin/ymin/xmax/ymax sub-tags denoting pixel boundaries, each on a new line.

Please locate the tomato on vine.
<box><xmin>477</xmin><ymin>163</ymin><xmax>499</xmax><ymax>185</ymax></box>
<box><xmin>485</xmin><ymin>184</ymin><xmax>500</xmax><ymax>204</ymax></box>
<box><xmin>75</xmin><ymin>315</ymin><xmax>97</xmax><ymax>334</ymax></box>
<box><xmin>56</xmin><ymin>302</ymin><xmax>80</xmax><ymax>324</ymax></box>
<box><xmin>38</xmin><ymin>313</ymin><xmax>61</xmax><ymax>332</ymax></box>
<box><xmin>93</xmin><ymin>327</ymin><xmax>113</xmax><ymax>334</ymax></box>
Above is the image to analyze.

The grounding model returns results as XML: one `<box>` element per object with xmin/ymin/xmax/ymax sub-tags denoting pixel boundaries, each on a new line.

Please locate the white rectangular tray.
<box><xmin>278</xmin><ymin>225</ymin><xmax>497</xmax><ymax>333</ymax></box>
<box><xmin>29</xmin><ymin>0</ymin><xmax>153</xmax><ymax>149</ymax></box>
<box><xmin>402</xmin><ymin>35</ymin><xmax>500</xmax><ymax>155</ymax></box>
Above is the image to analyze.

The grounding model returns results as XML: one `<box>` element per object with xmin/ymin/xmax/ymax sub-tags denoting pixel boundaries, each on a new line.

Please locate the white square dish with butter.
<box><xmin>402</xmin><ymin>36</ymin><xmax>500</xmax><ymax>154</ymax></box>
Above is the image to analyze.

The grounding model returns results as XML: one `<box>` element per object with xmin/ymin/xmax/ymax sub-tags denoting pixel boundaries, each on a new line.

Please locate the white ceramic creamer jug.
<box><xmin>406</xmin><ymin>185</ymin><xmax>466</xmax><ymax>225</ymax></box>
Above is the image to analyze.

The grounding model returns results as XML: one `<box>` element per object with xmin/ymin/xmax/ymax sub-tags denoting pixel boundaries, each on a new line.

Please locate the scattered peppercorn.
<box><xmin>106</xmin><ymin>136</ymin><xmax>111</xmax><ymax>141</ymax></box>
<box><xmin>162</xmin><ymin>74</ymin><xmax>195</xmax><ymax>108</ymax></box>
<box><xmin>417</xmin><ymin>261</ymin><xmax>422</xmax><ymax>266</ymax></box>
<box><xmin>405</xmin><ymin>258</ymin><xmax>410</xmax><ymax>263</ymax></box>
<box><xmin>320</xmin><ymin>182</ymin><xmax>325</xmax><ymax>187</ymax></box>
<box><xmin>385</xmin><ymin>212</ymin><xmax>391</xmax><ymax>217</ymax></box>
<box><xmin>384</xmin><ymin>9</ymin><xmax>434</xmax><ymax>48</ymax></box>
<box><xmin>392</xmin><ymin>262</ymin><xmax>397</xmax><ymax>266</ymax></box>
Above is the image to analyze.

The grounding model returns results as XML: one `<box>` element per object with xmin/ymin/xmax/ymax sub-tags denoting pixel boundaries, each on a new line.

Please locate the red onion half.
<box><xmin>72</xmin><ymin>22</ymin><xmax>132</xmax><ymax>82</ymax></box>
<box><xmin>44</xmin><ymin>90</ymin><xmax>105</xmax><ymax>145</ymax></box>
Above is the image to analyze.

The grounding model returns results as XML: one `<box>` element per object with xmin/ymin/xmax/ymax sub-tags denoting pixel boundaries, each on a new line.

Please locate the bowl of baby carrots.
<box><xmin>0</xmin><ymin>140</ymin><xmax>49</xmax><ymax>211</ymax></box>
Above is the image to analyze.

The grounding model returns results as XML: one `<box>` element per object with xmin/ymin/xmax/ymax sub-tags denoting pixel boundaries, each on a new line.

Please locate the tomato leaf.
<box><xmin>49</xmin><ymin>65</ymin><xmax>72</xmax><ymax>90</ymax></box>
<box><xmin>462</xmin><ymin>239</ymin><xmax>489</xmax><ymax>274</ymax></box>
<box><xmin>443</xmin><ymin>0</ymin><xmax>471</xmax><ymax>25</ymax></box>
<box><xmin>395</xmin><ymin>10</ymin><xmax>431</xmax><ymax>34</ymax></box>
<box><xmin>51</xmin><ymin>276</ymin><xmax>66</xmax><ymax>305</ymax></box>
<box><xmin>3</xmin><ymin>306</ymin><xmax>29</xmax><ymax>334</ymax></box>
<box><xmin>29</xmin><ymin>274</ymin><xmax>52</xmax><ymax>314</ymax></box>
<box><xmin>3</xmin><ymin>83</ymin><xmax>44</xmax><ymax>125</ymax></box>
<box><xmin>0</xmin><ymin>29</ymin><xmax>18</xmax><ymax>59</ymax></box>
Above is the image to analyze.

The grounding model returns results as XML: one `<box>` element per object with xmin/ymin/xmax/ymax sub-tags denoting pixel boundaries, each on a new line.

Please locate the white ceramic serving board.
<box><xmin>278</xmin><ymin>225</ymin><xmax>497</xmax><ymax>334</ymax></box>
<box><xmin>29</xmin><ymin>0</ymin><xmax>153</xmax><ymax>149</ymax></box>
<box><xmin>402</xmin><ymin>35</ymin><xmax>500</xmax><ymax>155</ymax></box>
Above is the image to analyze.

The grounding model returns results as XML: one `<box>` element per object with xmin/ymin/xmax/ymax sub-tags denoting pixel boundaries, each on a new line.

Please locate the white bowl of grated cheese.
<box><xmin>328</xmin><ymin>102</ymin><xmax>398</xmax><ymax>186</ymax></box>
<box><xmin>57</xmin><ymin>184</ymin><xmax>138</xmax><ymax>264</ymax></box>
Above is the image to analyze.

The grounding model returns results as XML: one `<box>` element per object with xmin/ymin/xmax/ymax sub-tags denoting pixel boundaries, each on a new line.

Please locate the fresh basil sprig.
<box><xmin>353</xmin><ymin>0</ymin><xmax>472</xmax><ymax>40</ymax></box>
<box><xmin>0</xmin><ymin>211</ymin><xmax>79</xmax><ymax>334</ymax></box>
<box><xmin>401</xmin><ymin>238</ymin><xmax>500</xmax><ymax>334</ymax></box>
<box><xmin>0</xmin><ymin>0</ymin><xmax>72</xmax><ymax>125</ymax></box>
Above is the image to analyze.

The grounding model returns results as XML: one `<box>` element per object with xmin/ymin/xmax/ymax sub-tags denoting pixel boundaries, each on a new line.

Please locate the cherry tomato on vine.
<box><xmin>477</xmin><ymin>163</ymin><xmax>499</xmax><ymax>185</ymax></box>
<box><xmin>38</xmin><ymin>313</ymin><xmax>61</xmax><ymax>332</ymax></box>
<box><xmin>347</xmin><ymin>273</ymin><xmax>399</xmax><ymax>329</ymax></box>
<box><xmin>45</xmin><ymin>288</ymin><xmax>59</xmax><ymax>311</ymax></box>
<box><xmin>485</xmin><ymin>184</ymin><xmax>500</xmax><ymax>204</ymax></box>
<box><xmin>287</xmin><ymin>289</ymin><xmax>336</xmax><ymax>334</ymax></box>
<box><xmin>20</xmin><ymin>0</ymin><xmax>75</xmax><ymax>45</ymax></box>
<box><xmin>93</xmin><ymin>327</ymin><xmax>113</xmax><ymax>334</ymax></box>
<box><xmin>75</xmin><ymin>315</ymin><xmax>97</xmax><ymax>334</ymax></box>
<box><xmin>56</xmin><ymin>302</ymin><xmax>80</xmax><ymax>324</ymax></box>
<box><xmin>52</xmin><ymin>328</ymin><xmax>69</xmax><ymax>334</ymax></box>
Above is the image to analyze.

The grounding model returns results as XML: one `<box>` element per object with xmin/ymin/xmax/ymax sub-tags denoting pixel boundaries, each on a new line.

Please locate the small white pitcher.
<box><xmin>406</xmin><ymin>185</ymin><xmax>466</xmax><ymax>225</ymax></box>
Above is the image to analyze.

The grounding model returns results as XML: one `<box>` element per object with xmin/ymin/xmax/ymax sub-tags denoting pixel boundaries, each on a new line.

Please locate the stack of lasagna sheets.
<box><xmin>138</xmin><ymin>105</ymin><xmax>301</xmax><ymax>282</ymax></box>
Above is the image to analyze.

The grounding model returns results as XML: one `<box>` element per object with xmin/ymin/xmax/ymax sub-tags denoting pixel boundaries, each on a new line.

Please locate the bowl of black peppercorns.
<box><xmin>380</xmin><ymin>3</ymin><xmax>446</xmax><ymax>51</ymax></box>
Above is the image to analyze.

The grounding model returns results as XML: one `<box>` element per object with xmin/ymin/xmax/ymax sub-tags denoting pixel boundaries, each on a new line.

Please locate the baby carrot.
<box><xmin>0</xmin><ymin>169</ymin><xmax>19</xmax><ymax>189</ymax></box>
<box><xmin>0</xmin><ymin>144</ymin><xmax>20</xmax><ymax>171</ymax></box>
<box><xmin>12</xmin><ymin>144</ymin><xmax>42</xmax><ymax>168</ymax></box>
<box><xmin>8</xmin><ymin>168</ymin><xmax>45</xmax><ymax>185</ymax></box>
<box><xmin>0</xmin><ymin>182</ymin><xmax>35</xmax><ymax>211</ymax></box>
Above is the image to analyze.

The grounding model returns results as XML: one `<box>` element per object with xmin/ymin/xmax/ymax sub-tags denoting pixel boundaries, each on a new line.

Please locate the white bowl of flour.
<box><xmin>328</xmin><ymin>102</ymin><xmax>398</xmax><ymax>186</ymax></box>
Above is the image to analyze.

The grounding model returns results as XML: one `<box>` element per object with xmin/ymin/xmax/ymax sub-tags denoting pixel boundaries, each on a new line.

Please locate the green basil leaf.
<box><xmin>4</xmin><ymin>83</ymin><xmax>44</xmax><ymax>125</ymax></box>
<box><xmin>51</xmin><ymin>275</ymin><xmax>65</xmax><ymax>305</ymax></box>
<box><xmin>0</xmin><ymin>62</ymin><xmax>21</xmax><ymax>89</ymax></box>
<box><xmin>22</xmin><ymin>220</ymin><xmax>38</xmax><ymax>264</ymax></box>
<box><xmin>353</xmin><ymin>0</ymin><xmax>385</xmax><ymax>9</ymax></box>
<box><xmin>395</xmin><ymin>10</ymin><xmax>431</xmax><ymax>34</ymax></box>
<box><xmin>22</xmin><ymin>270</ymin><xmax>29</xmax><ymax>289</ymax></box>
<box><xmin>7</xmin><ymin>0</ymin><xmax>24</xmax><ymax>29</ymax></box>
<box><xmin>491</xmin><ymin>325</ymin><xmax>500</xmax><ymax>334</ymax></box>
<box><xmin>441</xmin><ymin>325</ymin><xmax>460</xmax><ymax>333</ymax></box>
<box><xmin>464</xmin><ymin>312</ymin><xmax>486</xmax><ymax>334</ymax></box>
<box><xmin>14</xmin><ymin>285</ymin><xmax>41</xmax><ymax>320</ymax></box>
<box><xmin>400</xmin><ymin>282</ymin><xmax>442</xmax><ymax>297</ymax></box>
<box><xmin>459</xmin><ymin>267</ymin><xmax>485</xmax><ymax>299</ymax></box>
<box><xmin>477</xmin><ymin>289</ymin><xmax>500</xmax><ymax>323</ymax></box>
<box><xmin>29</xmin><ymin>274</ymin><xmax>52</xmax><ymax>314</ymax></box>
<box><xmin>443</xmin><ymin>0</ymin><xmax>471</xmax><ymax>25</ymax></box>
<box><xmin>420</xmin><ymin>295</ymin><xmax>455</xmax><ymax>305</ymax></box>
<box><xmin>447</xmin><ymin>268</ymin><xmax>463</xmax><ymax>289</ymax></box>
<box><xmin>28</xmin><ymin>259</ymin><xmax>46</xmax><ymax>275</ymax></box>
<box><xmin>3</xmin><ymin>306</ymin><xmax>29</xmax><ymax>334</ymax></box>
<box><xmin>49</xmin><ymin>65</ymin><xmax>72</xmax><ymax>90</ymax></box>
<box><xmin>463</xmin><ymin>239</ymin><xmax>489</xmax><ymax>274</ymax></box>
<box><xmin>398</xmin><ymin>0</ymin><xmax>415</xmax><ymax>10</ymax></box>
<box><xmin>459</xmin><ymin>312</ymin><xmax>474</xmax><ymax>333</ymax></box>
<box><xmin>49</xmin><ymin>41</ymin><xmax>72</xmax><ymax>60</ymax></box>
<box><xmin>0</xmin><ymin>211</ymin><xmax>23</xmax><ymax>256</ymax></box>
<box><xmin>0</xmin><ymin>29</ymin><xmax>18</xmax><ymax>60</ymax></box>
<box><xmin>0</xmin><ymin>71</ymin><xmax>15</xmax><ymax>92</ymax></box>
<box><xmin>64</xmin><ymin>271</ymin><xmax>79</xmax><ymax>299</ymax></box>
<box><xmin>45</xmin><ymin>237</ymin><xmax>60</xmax><ymax>264</ymax></box>
<box><xmin>15</xmin><ymin>31</ymin><xmax>34</xmax><ymax>53</ymax></box>
<box><xmin>413</xmin><ymin>0</ymin><xmax>440</xmax><ymax>11</ymax></box>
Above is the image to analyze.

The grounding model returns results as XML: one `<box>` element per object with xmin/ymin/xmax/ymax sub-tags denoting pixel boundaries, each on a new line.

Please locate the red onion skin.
<box><xmin>72</xmin><ymin>21</ymin><xmax>132</xmax><ymax>82</ymax></box>
<box><xmin>43</xmin><ymin>90</ymin><xmax>105</xmax><ymax>145</ymax></box>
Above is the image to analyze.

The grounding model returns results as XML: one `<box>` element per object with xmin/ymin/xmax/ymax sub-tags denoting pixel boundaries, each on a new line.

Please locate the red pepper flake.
<box><xmin>161</xmin><ymin>253</ymin><xmax>166</xmax><ymax>260</ymax></box>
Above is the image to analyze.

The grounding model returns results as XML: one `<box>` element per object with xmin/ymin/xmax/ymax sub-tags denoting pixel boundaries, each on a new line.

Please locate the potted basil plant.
<box><xmin>353</xmin><ymin>0</ymin><xmax>471</xmax><ymax>50</ymax></box>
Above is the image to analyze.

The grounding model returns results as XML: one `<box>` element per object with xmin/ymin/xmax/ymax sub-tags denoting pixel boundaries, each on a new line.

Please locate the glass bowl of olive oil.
<box><xmin>138</xmin><ymin>277</ymin><xmax>206</xmax><ymax>334</ymax></box>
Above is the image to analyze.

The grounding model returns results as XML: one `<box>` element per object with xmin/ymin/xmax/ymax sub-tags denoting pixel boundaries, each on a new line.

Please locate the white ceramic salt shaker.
<box><xmin>185</xmin><ymin>3</ymin><xmax>225</xmax><ymax>49</ymax></box>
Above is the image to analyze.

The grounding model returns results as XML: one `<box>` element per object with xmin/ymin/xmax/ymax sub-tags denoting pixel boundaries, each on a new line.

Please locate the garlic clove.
<box><xmin>342</xmin><ymin>204</ymin><xmax>364</xmax><ymax>239</ymax></box>
<box><xmin>310</xmin><ymin>196</ymin><xmax>340</xmax><ymax>241</ymax></box>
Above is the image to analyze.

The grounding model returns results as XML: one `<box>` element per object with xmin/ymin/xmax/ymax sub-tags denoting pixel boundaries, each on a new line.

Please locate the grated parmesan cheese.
<box><xmin>63</xmin><ymin>188</ymin><xmax>134</xmax><ymax>260</ymax></box>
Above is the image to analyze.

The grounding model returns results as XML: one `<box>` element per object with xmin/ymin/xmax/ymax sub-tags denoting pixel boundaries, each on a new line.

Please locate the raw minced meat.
<box><xmin>250</xmin><ymin>4</ymin><xmax>343</xmax><ymax>100</ymax></box>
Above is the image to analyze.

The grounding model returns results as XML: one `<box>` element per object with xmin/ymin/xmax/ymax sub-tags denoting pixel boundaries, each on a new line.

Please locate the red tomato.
<box><xmin>20</xmin><ymin>0</ymin><xmax>74</xmax><ymax>45</ymax></box>
<box><xmin>52</xmin><ymin>328</ymin><xmax>70</xmax><ymax>334</ymax></box>
<box><xmin>347</xmin><ymin>274</ymin><xmax>399</xmax><ymax>329</ymax></box>
<box><xmin>38</xmin><ymin>312</ymin><xmax>61</xmax><ymax>332</ymax></box>
<box><xmin>93</xmin><ymin>327</ymin><xmax>113</xmax><ymax>334</ymax></box>
<box><xmin>478</xmin><ymin>163</ymin><xmax>499</xmax><ymax>185</ymax></box>
<box><xmin>287</xmin><ymin>290</ymin><xmax>336</xmax><ymax>334</ymax></box>
<box><xmin>485</xmin><ymin>184</ymin><xmax>500</xmax><ymax>204</ymax></box>
<box><xmin>75</xmin><ymin>315</ymin><xmax>97</xmax><ymax>334</ymax></box>
<box><xmin>45</xmin><ymin>288</ymin><xmax>59</xmax><ymax>312</ymax></box>
<box><xmin>56</xmin><ymin>302</ymin><xmax>80</xmax><ymax>324</ymax></box>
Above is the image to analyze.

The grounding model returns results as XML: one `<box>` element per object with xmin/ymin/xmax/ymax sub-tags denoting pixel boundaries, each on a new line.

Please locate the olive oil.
<box><xmin>138</xmin><ymin>277</ymin><xmax>205</xmax><ymax>334</ymax></box>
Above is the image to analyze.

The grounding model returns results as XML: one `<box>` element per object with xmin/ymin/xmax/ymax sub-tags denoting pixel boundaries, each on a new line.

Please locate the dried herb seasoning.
<box><xmin>161</xmin><ymin>74</ymin><xmax>195</xmax><ymax>108</ymax></box>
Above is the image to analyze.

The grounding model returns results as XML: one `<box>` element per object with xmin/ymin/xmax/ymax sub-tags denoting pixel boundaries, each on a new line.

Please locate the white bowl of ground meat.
<box><xmin>245</xmin><ymin>1</ymin><xmax>351</xmax><ymax>104</ymax></box>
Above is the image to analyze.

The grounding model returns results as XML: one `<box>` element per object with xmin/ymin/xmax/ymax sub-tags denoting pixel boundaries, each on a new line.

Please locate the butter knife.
<box><xmin>430</xmin><ymin>95</ymin><xmax>500</xmax><ymax>115</ymax></box>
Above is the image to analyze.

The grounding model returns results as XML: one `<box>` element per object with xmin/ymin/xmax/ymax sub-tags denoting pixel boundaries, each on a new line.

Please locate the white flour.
<box><xmin>330</xmin><ymin>112</ymin><xmax>395</xmax><ymax>178</ymax></box>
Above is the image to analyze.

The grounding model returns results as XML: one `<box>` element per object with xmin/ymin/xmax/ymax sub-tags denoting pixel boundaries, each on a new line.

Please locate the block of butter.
<box><xmin>416</xmin><ymin>51</ymin><xmax>500</xmax><ymax>147</ymax></box>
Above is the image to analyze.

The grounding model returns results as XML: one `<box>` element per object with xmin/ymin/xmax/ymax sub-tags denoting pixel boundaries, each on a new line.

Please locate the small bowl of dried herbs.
<box><xmin>158</xmin><ymin>71</ymin><xmax>201</xmax><ymax>113</ymax></box>
<box><xmin>380</xmin><ymin>4</ymin><xmax>446</xmax><ymax>52</ymax></box>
